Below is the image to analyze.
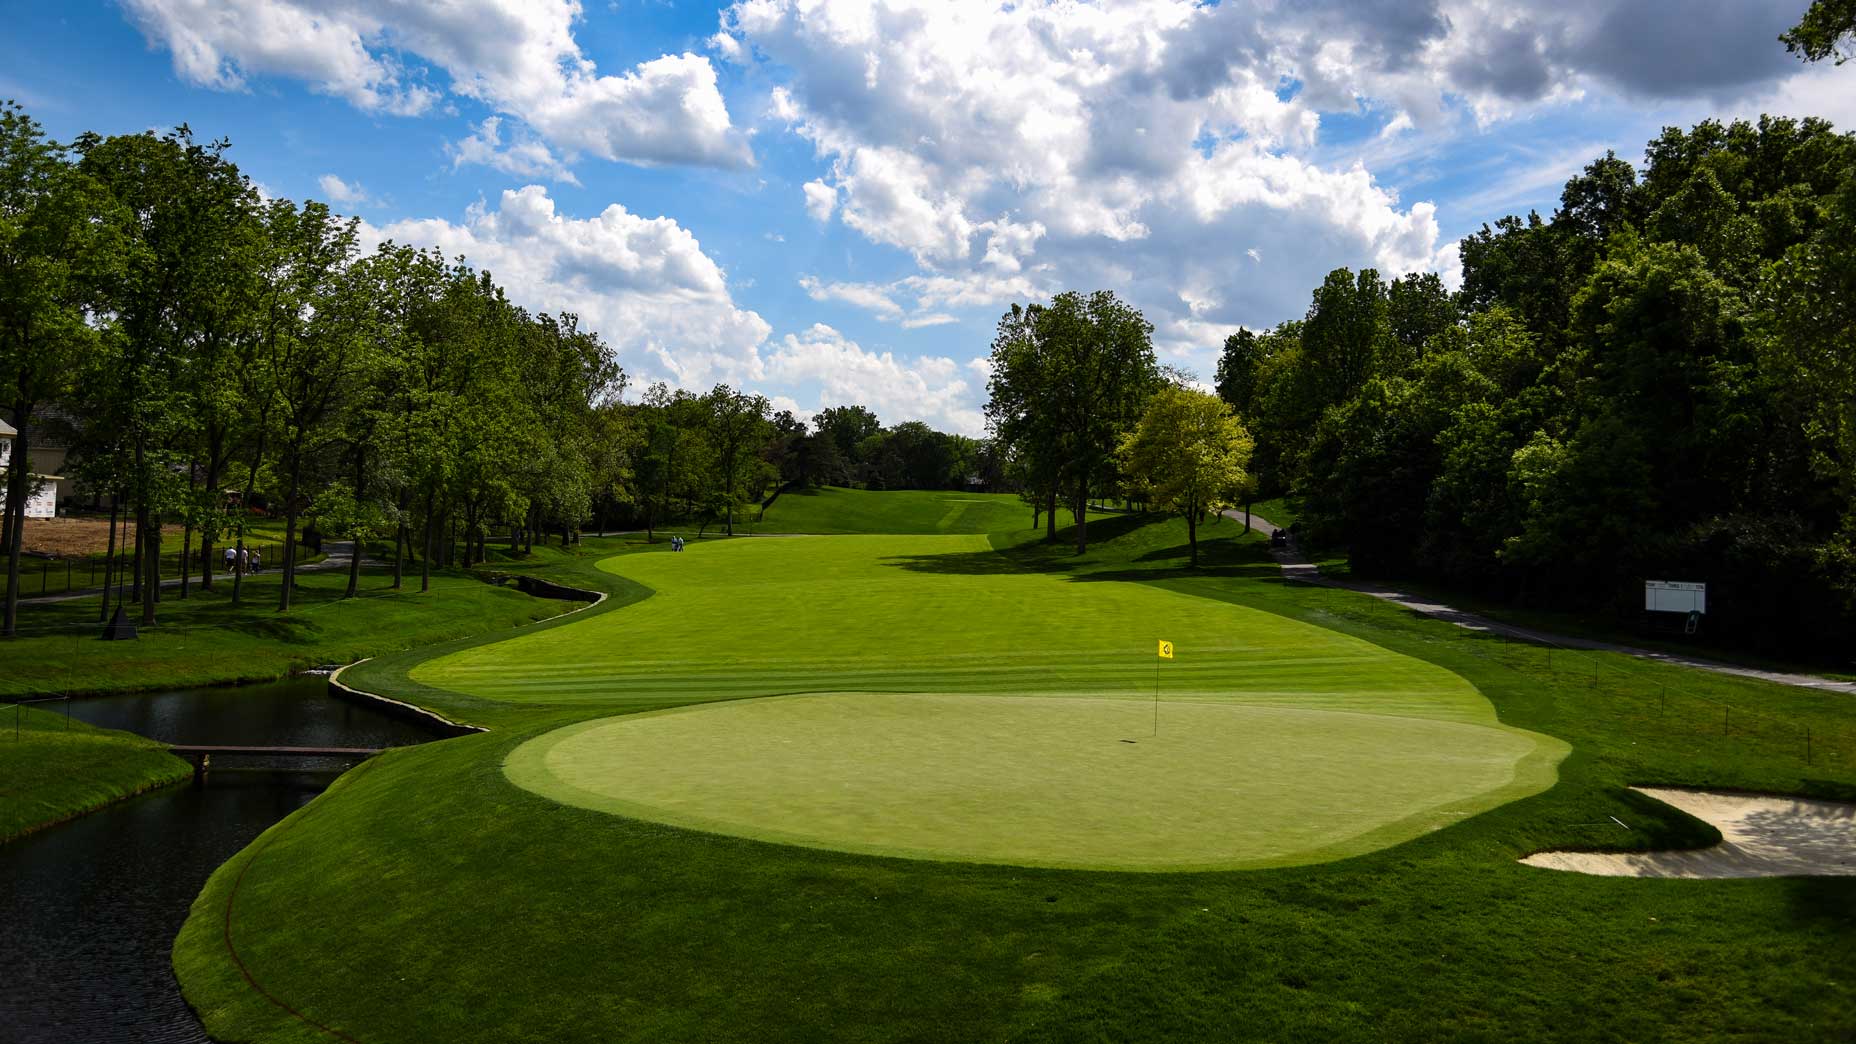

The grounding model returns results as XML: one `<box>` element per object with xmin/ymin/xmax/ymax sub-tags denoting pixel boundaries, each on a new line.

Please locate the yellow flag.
<box><xmin>1157</xmin><ymin>639</ymin><xmax>1174</xmax><ymax>660</ymax></box>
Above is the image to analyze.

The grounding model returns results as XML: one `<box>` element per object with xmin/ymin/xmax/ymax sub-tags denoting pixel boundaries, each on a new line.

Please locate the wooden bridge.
<box><xmin>168</xmin><ymin>744</ymin><xmax>383</xmax><ymax>783</ymax></box>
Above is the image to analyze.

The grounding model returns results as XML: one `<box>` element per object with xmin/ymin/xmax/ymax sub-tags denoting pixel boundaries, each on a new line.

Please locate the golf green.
<box><xmin>411</xmin><ymin>534</ymin><xmax>1566</xmax><ymax>870</ymax></box>
<box><xmin>506</xmin><ymin>691</ymin><xmax>1562</xmax><ymax>871</ymax></box>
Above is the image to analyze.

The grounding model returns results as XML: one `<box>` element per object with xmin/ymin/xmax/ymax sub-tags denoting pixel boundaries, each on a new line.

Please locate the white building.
<box><xmin>0</xmin><ymin>418</ymin><xmax>60</xmax><ymax>519</ymax></box>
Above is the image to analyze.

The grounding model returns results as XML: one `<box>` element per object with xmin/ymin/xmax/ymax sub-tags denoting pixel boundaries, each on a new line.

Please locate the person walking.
<box><xmin>223</xmin><ymin>546</ymin><xmax>236</xmax><ymax>572</ymax></box>
<box><xmin>250</xmin><ymin>547</ymin><xmax>261</xmax><ymax>573</ymax></box>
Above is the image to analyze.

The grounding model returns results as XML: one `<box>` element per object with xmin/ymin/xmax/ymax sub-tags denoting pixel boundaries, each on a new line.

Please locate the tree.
<box><xmin>0</xmin><ymin>103</ymin><xmax>117</xmax><ymax>637</ymax></box>
<box><xmin>1782</xmin><ymin>0</ymin><xmax>1856</xmax><ymax>62</ymax></box>
<box><xmin>705</xmin><ymin>385</ymin><xmax>770</xmax><ymax>535</ymax></box>
<box><xmin>255</xmin><ymin>199</ymin><xmax>366</xmax><ymax>611</ymax></box>
<box><xmin>813</xmin><ymin>405</ymin><xmax>881</xmax><ymax>471</ymax></box>
<box><xmin>985</xmin><ymin>302</ymin><xmax>1062</xmax><ymax>538</ymax></box>
<box><xmin>1213</xmin><ymin>327</ymin><xmax>1264</xmax><ymax>415</ymax></box>
<box><xmin>1117</xmin><ymin>386</ymin><xmax>1253</xmax><ymax>568</ymax></box>
<box><xmin>1036</xmin><ymin>290</ymin><xmax>1158</xmax><ymax>553</ymax></box>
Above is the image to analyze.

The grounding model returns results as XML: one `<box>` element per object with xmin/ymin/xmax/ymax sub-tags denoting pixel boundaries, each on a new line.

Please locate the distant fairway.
<box><xmin>752</xmin><ymin>486</ymin><xmax>1046</xmax><ymax>534</ymax></box>
<box><xmin>417</xmin><ymin>534</ymin><xmax>1505</xmax><ymax>716</ymax></box>
<box><xmin>420</xmin><ymin>534</ymin><xmax>1565</xmax><ymax>869</ymax></box>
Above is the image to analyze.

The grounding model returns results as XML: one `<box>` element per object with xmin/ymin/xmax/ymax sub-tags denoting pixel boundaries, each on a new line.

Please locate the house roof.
<box><xmin>0</xmin><ymin>418</ymin><xmax>16</xmax><ymax>438</ymax></box>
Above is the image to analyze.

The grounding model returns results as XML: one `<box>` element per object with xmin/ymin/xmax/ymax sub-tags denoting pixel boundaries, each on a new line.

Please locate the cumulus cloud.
<box><xmin>122</xmin><ymin>0</ymin><xmax>749</xmax><ymax>168</ymax></box>
<box><xmin>316</xmin><ymin>173</ymin><xmax>369</xmax><ymax>207</ymax></box>
<box><xmin>364</xmin><ymin>185</ymin><xmax>771</xmax><ymax>389</ymax></box>
<box><xmin>449</xmin><ymin>116</ymin><xmax>580</xmax><ymax>184</ymax></box>
<box><xmin>766</xmin><ymin>324</ymin><xmax>985</xmax><ymax>435</ymax></box>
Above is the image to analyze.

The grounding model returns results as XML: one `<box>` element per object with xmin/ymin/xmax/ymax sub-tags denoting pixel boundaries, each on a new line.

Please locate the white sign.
<box><xmin>1645</xmin><ymin>580</ymin><xmax>1706</xmax><ymax>614</ymax></box>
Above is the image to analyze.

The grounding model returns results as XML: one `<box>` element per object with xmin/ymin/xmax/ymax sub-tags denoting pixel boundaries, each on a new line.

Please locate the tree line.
<box><xmin>985</xmin><ymin>289</ymin><xmax>1256</xmax><ymax>566</ymax></box>
<box><xmin>0</xmin><ymin>104</ymin><xmax>989</xmax><ymax>638</ymax></box>
<box><xmin>1216</xmin><ymin>114</ymin><xmax>1856</xmax><ymax>658</ymax></box>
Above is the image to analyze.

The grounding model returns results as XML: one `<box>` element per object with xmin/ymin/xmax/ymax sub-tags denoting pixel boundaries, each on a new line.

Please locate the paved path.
<box><xmin>1220</xmin><ymin>509</ymin><xmax>1856</xmax><ymax>696</ymax></box>
<box><xmin>18</xmin><ymin>540</ymin><xmax>361</xmax><ymax>606</ymax></box>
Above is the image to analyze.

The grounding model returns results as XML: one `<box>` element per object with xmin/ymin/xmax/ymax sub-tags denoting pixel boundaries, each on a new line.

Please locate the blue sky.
<box><xmin>5</xmin><ymin>1</ymin><xmax>1848</xmax><ymax>434</ymax></box>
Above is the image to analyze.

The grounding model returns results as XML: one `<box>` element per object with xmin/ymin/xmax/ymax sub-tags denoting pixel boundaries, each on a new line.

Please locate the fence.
<box><xmin>1283</xmin><ymin>576</ymin><xmax>1850</xmax><ymax>773</ymax></box>
<box><xmin>0</xmin><ymin>543</ymin><xmax>286</xmax><ymax>600</ymax></box>
<box><xmin>7</xmin><ymin>696</ymin><xmax>73</xmax><ymax>740</ymax></box>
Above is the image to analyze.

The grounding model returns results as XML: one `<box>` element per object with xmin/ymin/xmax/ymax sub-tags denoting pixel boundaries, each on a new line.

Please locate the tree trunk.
<box><xmin>1</xmin><ymin>401</ymin><xmax>29</xmax><ymax>638</ymax></box>
<box><xmin>278</xmin><ymin>473</ymin><xmax>300</xmax><ymax>612</ymax></box>
<box><xmin>140</xmin><ymin>508</ymin><xmax>159</xmax><ymax>627</ymax></box>
<box><xmin>200</xmin><ymin>445</ymin><xmax>220</xmax><ymax>591</ymax></box>
<box><xmin>392</xmin><ymin>522</ymin><xmax>405</xmax><ymax>590</ymax></box>
<box><xmin>420</xmin><ymin>491</ymin><xmax>435</xmax><ymax>593</ymax></box>
<box><xmin>99</xmin><ymin>495</ymin><xmax>120</xmax><ymax>623</ymax></box>
<box><xmin>180</xmin><ymin>461</ymin><xmax>197</xmax><ymax>600</ymax></box>
<box><xmin>1243</xmin><ymin>496</ymin><xmax>1252</xmax><ymax>534</ymax></box>
<box><xmin>129</xmin><ymin>500</ymin><xmax>144</xmax><ymax>604</ymax></box>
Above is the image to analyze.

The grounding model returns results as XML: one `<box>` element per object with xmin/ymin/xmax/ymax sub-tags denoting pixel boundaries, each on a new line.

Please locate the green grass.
<box><xmin>1246</xmin><ymin>495</ymin><xmax>1300</xmax><ymax>528</ymax></box>
<box><xmin>0</xmin><ymin>564</ymin><xmax>569</xmax><ymax>699</ymax></box>
<box><xmin>172</xmin><ymin>506</ymin><xmax>1856</xmax><ymax>1043</ymax></box>
<box><xmin>508</xmin><ymin>691</ymin><xmax>1559</xmax><ymax>871</ymax></box>
<box><xmin>751</xmin><ymin>486</ymin><xmax>1046</xmax><ymax>534</ymax></box>
<box><xmin>0</xmin><ymin>704</ymin><xmax>191</xmax><ymax>841</ymax></box>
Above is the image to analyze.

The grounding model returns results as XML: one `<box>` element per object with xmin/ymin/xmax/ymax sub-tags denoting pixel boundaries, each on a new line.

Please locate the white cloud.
<box><xmin>802</xmin><ymin>178</ymin><xmax>837</xmax><ymax>223</ymax></box>
<box><xmin>766</xmin><ymin>324</ymin><xmax>985</xmax><ymax>435</ymax></box>
<box><xmin>449</xmin><ymin>116</ymin><xmax>580</xmax><ymax>184</ymax></box>
<box><xmin>722</xmin><ymin>0</ymin><xmax>1815</xmax><ymax>362</ymax></box>
<box><xmin>123</xmin><ymin>0</ymin><xmax>749</xmax><ymax>168</ymax></box>
<box><xmin>316</xmin><ymin>173</ymin><xmax>369</xmax><ymax>207</ymax></box>
<box><xmin>363</xmin><ymin>185</ymin><xmax>771</xmax><ymax>389</ymax></box>
<box><xmin>799</xmin><ymin>275</ymin><xmax>902</xmax><ymax>319</ymax></box>
<box><xmin>718</xmin><ymin>0</ymin><xmax>1466</xmax><ymax>355</ymax></box>
<box><xmin>900</xmin><ymin>313</ymin><xmax>958</xmax><ymax>329</ymax></box>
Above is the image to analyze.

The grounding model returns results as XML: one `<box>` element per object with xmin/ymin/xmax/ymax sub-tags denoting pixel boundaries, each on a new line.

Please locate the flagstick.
<box><xmin>1153</xmin><ymin>656</ymin><xmax>1160</xmax><ymax>737</ymax></box>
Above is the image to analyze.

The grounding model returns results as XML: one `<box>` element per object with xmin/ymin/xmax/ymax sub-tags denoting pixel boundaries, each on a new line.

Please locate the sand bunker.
<box><xmin>1523</xmin><ymin>787</ymin><xmax>1856</xmax><ymax>878</ymax></box>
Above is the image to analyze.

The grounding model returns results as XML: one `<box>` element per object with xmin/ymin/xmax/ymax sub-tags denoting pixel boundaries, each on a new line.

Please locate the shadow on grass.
<box><xmin>881</xmin><ymin>516</ymin><xmax>1283</xmax><ymax>584</ymax></box>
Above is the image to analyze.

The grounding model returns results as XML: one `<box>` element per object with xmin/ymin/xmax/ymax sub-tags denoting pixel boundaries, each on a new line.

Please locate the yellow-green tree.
<box><xmin>1117</xmin><ymin>386</ymin><xmax>1253</xmax><ymax>568</ymax></box>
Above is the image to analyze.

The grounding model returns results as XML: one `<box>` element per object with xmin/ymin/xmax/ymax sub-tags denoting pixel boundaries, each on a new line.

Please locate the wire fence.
<box><xmin>0</xmin><ymin>542</ymin><xmax>287</xmax><ymax>600</ymax></box>
<box><xmin>6</xmin><ymin>696</ymin><xmax>73</xmax><ymax>741</ymax></box>
<box><xmin>1286</xmin><ymin>576</ymin><xmax>1848</xmax><ymax>774</ymax></box>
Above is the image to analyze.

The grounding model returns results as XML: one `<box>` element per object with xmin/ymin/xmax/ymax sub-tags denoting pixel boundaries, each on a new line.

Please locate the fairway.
<box><xmin>507</xmin><ymin>691</ymin><xmax>1559</xmax><ymax>870</ymax></box>
<box><xmin>420</xmin><ymin>534</ymin><xmax>1566</xmax><ymax>869</ymax></box>
<box><xmin>418</xmin><ymin>535</ymin><xmax>1510</xmax><ymax>717</ymax></box>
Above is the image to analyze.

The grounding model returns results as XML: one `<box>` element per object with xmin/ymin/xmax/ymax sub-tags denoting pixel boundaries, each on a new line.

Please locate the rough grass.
<box><xmin>173</xmin><ymin>506</ymin><xmax>1856</xmax><ymax>1044</ymax></box>
<box><xmin>0</xmin><ymin>705</ymin><xmax>190</xmax><ymax>841</ymax></box>
<box><xmin>0</xmin><ymin>566</ymin><xmax>568</xmax><ymax>698</ymax></box>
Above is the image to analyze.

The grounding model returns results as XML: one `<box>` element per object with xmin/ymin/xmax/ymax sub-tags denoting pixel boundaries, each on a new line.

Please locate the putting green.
<box><xmin>507</xmin><ymin>691</ymin><xmax>1563</xmax><ymax>871</ymax></box>
<box><xmin>433</xmin><ymin>534</ymin><xmax>1568</xmax><ymax>870</ymax></box>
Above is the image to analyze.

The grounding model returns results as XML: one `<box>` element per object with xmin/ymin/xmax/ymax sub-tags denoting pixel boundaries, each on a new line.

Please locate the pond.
<box><xmin>0</xmin><ymin>675</ymin><xmax>440</xmax><ymax>1043</ymax></box>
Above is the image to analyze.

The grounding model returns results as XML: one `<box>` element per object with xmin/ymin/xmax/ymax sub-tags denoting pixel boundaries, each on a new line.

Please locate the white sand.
<box><xmin>1522</xmin><ymin>787</ymin><xmax>1856</xmax><ymax>879</ymax></box>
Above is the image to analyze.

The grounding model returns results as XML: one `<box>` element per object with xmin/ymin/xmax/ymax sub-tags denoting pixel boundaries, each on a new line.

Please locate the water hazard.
<box><xmin>0</xmin><ymin>676</ymin><xmax>438</xmax><ymax>1043</ymax></box>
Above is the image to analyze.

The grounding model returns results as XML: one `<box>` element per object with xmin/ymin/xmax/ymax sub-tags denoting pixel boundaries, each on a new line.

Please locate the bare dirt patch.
<box><xmin>1523</xmin><ymin>786</ymin><xmax>1856</xmax><ymax>878</ymax></box>
<box><xmin>17</xmin><ymin>517</ymin><xmax>178</xmax><ymax>558</ymax></box>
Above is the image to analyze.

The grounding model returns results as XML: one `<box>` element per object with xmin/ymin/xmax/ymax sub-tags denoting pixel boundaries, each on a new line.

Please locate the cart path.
<box><xmin>1221</xmin><ymin>509</ymin><xmax>1856</xmax><ymax>697</ymax></box>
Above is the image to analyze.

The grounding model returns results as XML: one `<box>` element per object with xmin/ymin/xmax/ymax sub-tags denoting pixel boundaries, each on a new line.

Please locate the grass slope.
<box><xmin>753</xmin><ymin>486</ymin><xmax>1042</xmax><ymax>534</ymax></box>
<box><xmin>173</xmin><ymin>508</ymin><xmax>1856</xmax><ymax>1044</ymax></box>
<box><xmin>417</xmin><ymin>533</ymin><xmax>1495</xmax><ymax>717</ymax></box>
<box><xmin>0</xmin><ymin>566</ymin><xmax>567</xmax><ymax>699</ymax></box>
<box><xmin>0</xmin><ymin>706</ymin><xmax>190</xmax><ymax>841</ymax></box>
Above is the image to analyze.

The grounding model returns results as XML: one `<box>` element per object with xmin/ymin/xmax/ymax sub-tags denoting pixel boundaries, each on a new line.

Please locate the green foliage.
<box><xmin>1782</xmin><ymin>0</ymin><xmax>1856</xmax><ymax>62</ymax></box>
<box><xmin>1246</xmin><ymin>114</ymin><xmax>1856</xmax><ymax>660</ymax></box>
<box><xmin>1117</xmin><ymin>386</ymin><xmax>1253</xmax><ymax>565</ymax></box>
